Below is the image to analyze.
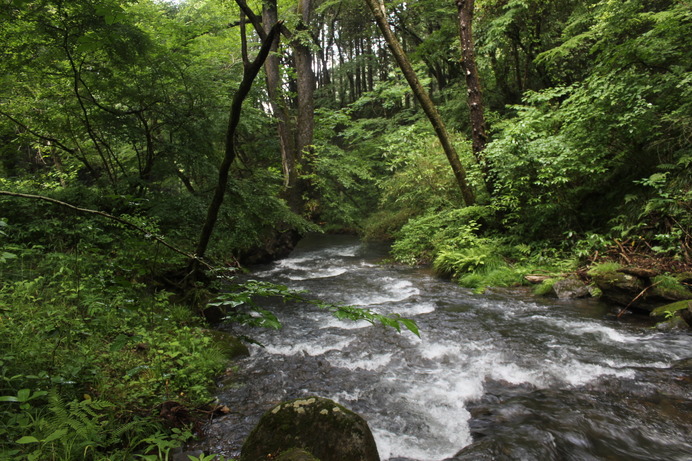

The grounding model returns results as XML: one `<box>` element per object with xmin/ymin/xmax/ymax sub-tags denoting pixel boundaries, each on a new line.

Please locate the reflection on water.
<box><xmin>197</xmin><ymin>234</ymin><xmax>692</xmax><ymax>461</ymax></box>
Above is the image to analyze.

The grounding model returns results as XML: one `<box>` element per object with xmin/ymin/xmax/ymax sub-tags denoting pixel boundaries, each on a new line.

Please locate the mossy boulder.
<box><xmin>588</xmin><ymin>266</ymin><xmax>692</xmax><ymax>311</ymax></box>
<box><xmin>590</xmin><ymin>269</ymin><xmax>647</xmax><ymax>306</ymax></box>
<box><xmin>275</xmin><ymin>448</ymin><xmax>320</xmax><ymax>461</ymax></box>
<box><xmin>239</xmin><ymin>397</ymin><xmax>380</xmax><ymax>461</ymax></box>
<box><xmin>551</xmin><ymin>276</ymin><xmax>590</xmax><ymax>299</ymax></box>
<box><xmin>651</xmin><ymin>299</ymin><xmax>692</xmax><ymax>329</ymax></box>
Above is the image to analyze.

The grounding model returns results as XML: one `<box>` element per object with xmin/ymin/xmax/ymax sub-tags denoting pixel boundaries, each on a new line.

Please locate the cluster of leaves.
<box><xmin>484</xmin><ymin>0</ymin><xmax>691</xmax><ymax>251</ymax></box>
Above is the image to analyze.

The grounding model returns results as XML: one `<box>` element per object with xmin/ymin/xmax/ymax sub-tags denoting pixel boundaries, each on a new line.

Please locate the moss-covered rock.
<box><xmin>588</xmin><ymin>265</ymin><xmax>692</xmax><ymax>311</ymax></box>
<box><xmin>551</xmin><ymin>276</ymin><xmax>590</xmax><ymax>299</ymax></box>
<box><xmin>590</xmin><ymin>269</ymin><xmax>647</xmax><ymax>306</ymax></box>
<box><xmin>275</xmin><ymin>448</ymin><xmax>320</xmax><ymax>461</ymax></box>
<box><xmin>651</xmin><ymin>299</ymin><xmax>692</xmax><ymax>329</ymax></box>
<box><xmin>650</xmin><ymin>300</ymin><xmax>692</xmax><ymax>318</ymax></box>
<box><xmin>240</xmin><ymin>397</ymin><xmax>380</xmax><ymax>461</ymax></box>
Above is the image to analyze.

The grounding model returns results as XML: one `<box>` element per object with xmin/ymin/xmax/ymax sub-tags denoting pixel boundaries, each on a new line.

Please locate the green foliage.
<box><xmin>378</xmin><ymin>123</ymin><xmax>471</xmax><ymax>213</ymax></box>
<box><xmin>308</xmin><ymin>108</ymin><xmax>381</xmax><ymax>229</ymax></box>
<box><xmin>652</xmin><ymin>274</ymin><xmax>691</xmax><ymax>300</ymax></box>
<box><xmin>433</xmin><ymin>245</ymin><xmax>504</xmax><ymax>278</ymax></box>
<box><xmin>483</xmin><ymin>0</ymin><xmax>692</xmax><ymax>257</ymax></box>
<box><xmin>587</xmin><ymin>262</ymin><xmax>623</xmax><ymax>276</ymax></box>
<box><xmin>0</xmin><ymin>226</ymin><xmax>228</xmax><ymax>459</ymax></box>
<box><xmin>533</xmin><ymin>278</ymin><xmax>559</xmax><ymax>296</ymax></box>
<box><xmin>210</xmin><ymin>279</ymin><xmax>420</xmax><ymax>337</ymax></box>
<box><xmin>390</xmin><ymin>207</ymin><xmax>494</xmax><ymax>264</ymax></box>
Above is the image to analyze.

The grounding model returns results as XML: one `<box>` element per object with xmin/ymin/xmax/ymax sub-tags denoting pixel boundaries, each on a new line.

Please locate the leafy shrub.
<box><xmin>390</xmin><ymin>206</ymin><xmax>493</xmax><ymax>264</ymax></box>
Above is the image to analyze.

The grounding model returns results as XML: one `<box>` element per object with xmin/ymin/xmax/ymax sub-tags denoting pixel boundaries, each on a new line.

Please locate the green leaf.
<box><xmin>16</xmin><ymin>389</ymin><xmax>30</xmax><ymax>402</ymax></box>
<box><xmin>397</xmin><ymin>318</ymin><xmax>420</xmax><ymax>337</ymax></box>
<box><xmin>42</xmin><ymin>429</ymin><xmax>68</xmax><ymax>443</ymax></box>
<box><xmin>15</xmin><ymin>436</ymin><xmax>40</xmax><ymax>444</ymax></box>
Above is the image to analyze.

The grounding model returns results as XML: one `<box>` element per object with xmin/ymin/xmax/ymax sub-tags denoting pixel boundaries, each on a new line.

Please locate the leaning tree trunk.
<box><xmin>194</xmin><ymin>23</ymin><xmax>282</xmax><ymax>263</ymax></box>
<box><xmin>363</xmin><ymin>0</ymin><xmax>476</xmax><ymax>206</ymax></box>
<box><xmin>456</xmin><ymin>0</ymin><xmax>493</xmax><ymax>195</ymax></box>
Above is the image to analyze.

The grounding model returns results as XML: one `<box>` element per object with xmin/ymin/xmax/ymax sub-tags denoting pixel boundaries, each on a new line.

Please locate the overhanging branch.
<box><xmin>0</xmin><ymin>190</ymin><xmax>211</xmax><ymax>270</ymax></box>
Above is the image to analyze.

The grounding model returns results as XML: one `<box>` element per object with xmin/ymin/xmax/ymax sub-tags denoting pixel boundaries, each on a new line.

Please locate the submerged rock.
<box><xmin>240</xmin><ymin>397</ymin><xmax>380</xmax><ymax>461</ymax></box>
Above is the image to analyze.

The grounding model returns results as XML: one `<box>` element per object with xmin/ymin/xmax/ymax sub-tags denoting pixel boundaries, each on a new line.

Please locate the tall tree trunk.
<box><xmin>194</xmin><ymin>23</ymin><xmax>281</xmax><ymax>262</ymax></box>
<box><xmin>363</xmin><ymin>0</ymin><xmax>476</xmax><ymax>206</ymax></box>
<box><xmin>456</xmin><ymin>0</ymin><xmax>493</xmax><ymax>195</ymax></box>
<box><xmin>261</xmin><ymin>0</ymin><xmax>297</xmax><ymax>194</ymax></box>
<box><xmin>292</xmin><ymin>0</ymin><xmax>316</xmax><ymax>214</ymax></box>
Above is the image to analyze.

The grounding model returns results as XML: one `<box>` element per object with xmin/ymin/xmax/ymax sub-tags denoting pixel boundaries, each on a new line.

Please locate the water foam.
<box><xmin>286</xmin><ymin>267</ymin><xmax>348</xmax><ymax>280</ymax></box>
<box><xmin>530</xmin><ymin>315</ymin><xmax>643</xmax><ymax>343</ymax></box>
<box><xmin>327</xmin><ymin>352</ymin><xmax>394</xmax><ymax>371</ymax></box>
<box><xmin>347</xmin><ymin>278</ymin><xmax>419</xmax><ymax>306</ymax></box>
<box><xmin>257</xmin><ymin>337</ymin><xmax>356</xmax><ymax>357</ymax></box>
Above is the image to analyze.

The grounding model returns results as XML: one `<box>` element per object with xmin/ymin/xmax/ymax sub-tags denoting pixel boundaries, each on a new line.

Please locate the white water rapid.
<box><xmin>196</xmin><ymin>234</ymin><xmax>692</xmax><ymax>461</ymax></box>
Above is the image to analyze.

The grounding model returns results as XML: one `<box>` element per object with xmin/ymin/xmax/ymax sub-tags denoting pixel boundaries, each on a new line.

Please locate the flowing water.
<box><xmin>199</xmin><ymin>234</ymin><xmax>692</xmax><ymax>460</ymax></box>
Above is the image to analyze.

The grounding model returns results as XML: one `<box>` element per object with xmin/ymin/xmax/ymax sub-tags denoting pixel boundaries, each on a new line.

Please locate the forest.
<box><xmin>1</xmin><ymin>0</ymin><xmax>690</xmax><ymax>459</ymax></box>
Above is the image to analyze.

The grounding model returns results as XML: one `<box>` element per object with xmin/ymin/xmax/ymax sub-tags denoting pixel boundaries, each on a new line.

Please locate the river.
<box><xmin>198</xmin><ymin>234</ymin><xmax>692</xmax><ymax>460</ymax></box>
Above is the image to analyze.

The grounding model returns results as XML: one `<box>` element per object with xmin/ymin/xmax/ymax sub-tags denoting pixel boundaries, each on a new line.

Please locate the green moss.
<box><xmin>533</xmin><ymin>278</ymin><xmax>559</xmax><ymax>296</ymax></box>
<box><xmin>652</xmin><ymin>275</ymin><xmax>691</xmax><ymax>300</ymax></box>
<box><xmin>650</xmin><ymin>299</ymin><xmax>692</xmax><ymax>318</ymax></box>
<box><xmin>587</xmin><ymin>262</ymin><xmax>623</xmax><ymax>276</ymax></box>
<box><xmin>204</xmin><ymin>330</ymin><xmax>250</xmax><ymax>359</ymax></box>
<box><xmin>276</xmin><ymin>448</ymin><xmax>320</xmax><ymax>461</ymax></box>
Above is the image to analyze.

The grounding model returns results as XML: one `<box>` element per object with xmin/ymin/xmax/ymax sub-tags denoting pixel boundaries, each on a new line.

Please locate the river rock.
<box><xmin>682</xmin><ymin>304</ymin><xmax>692</xmax><ymax>328</ymax></box>
<box><xmin>651</xmin><ymin>299</ymin><xmax>692</xmax><ymax>330</ymax></box>
<box><xmin>275</xmin><ymin>448</ymin><xmax>320</xmax><ymax>460</ymax></box>
<box><xmin>239</xmin><ymin>397</ymin><xmax>380</xmax><ymax>461</ymax></box>
<box><xmin>590</xmin><ymin>270</ymin><xmax>648</xmax><ymax>307</ymax></box>
<box><xmin>551</xmin><ymin>277</ymin><xmax>590</xmax><ymax>299</ymax></box>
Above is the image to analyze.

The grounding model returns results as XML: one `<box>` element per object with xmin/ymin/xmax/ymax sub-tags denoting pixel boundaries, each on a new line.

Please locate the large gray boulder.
<box><xmin>240</xmin><ymin>397</ymin><xmax>380</xmax><ymax>461</ymax></box>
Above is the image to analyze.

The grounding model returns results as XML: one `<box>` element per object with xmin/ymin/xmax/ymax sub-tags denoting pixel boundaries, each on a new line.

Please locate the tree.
<box><xmin>195</xmin><ymin>22</ymin><xmax>282</xmax><ymax>262</ymax></box>
<box><xmin>362</xmin><ymin>0</ymin><xmax>476</xmax><ymax>206</ymax></box>
<box><xmin>455</xmin><ymin>0</ymin><xmax>492</xmax><ymax>194</ymax></box>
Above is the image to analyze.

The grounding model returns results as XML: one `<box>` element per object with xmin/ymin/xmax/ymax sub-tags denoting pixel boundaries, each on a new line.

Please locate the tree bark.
<box><xmin>194</xmin><ymin>23</ymin><xmax>282</xmax><ymax>261</ymax></box>
<box><xmin>456</xmin><ymin>0</ymin><xmax>493</xmax><ymax>195</ymax></box>
<box><xmin>261</xmin><ymin>0</ymin><xmax>297</xmax><ymax>194</ymax></box>
<box><xmin>363</xmin><ymin>0</ymin><xmax>476</xmax><ymax>206</ymax></box>
<box><xmin>292</xmin><ymin>0</ymin><xmax>316</xmax><ymax>214</ymax></box>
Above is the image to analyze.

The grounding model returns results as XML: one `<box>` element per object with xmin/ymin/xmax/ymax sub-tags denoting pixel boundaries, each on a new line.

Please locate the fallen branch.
<box><xmin>614</xmin><ymin>238</ymin><xmax>632</xmax><ymax>265</ymax></box>
<box><xmin>616</xmin><ymin>281</ymin><xmax>661</xmax><ymax>319</ymax></box>
<box><xmin>0</xmin><ymin>190</ymin><xmax>212</xmax><ymax>270</ymax></box>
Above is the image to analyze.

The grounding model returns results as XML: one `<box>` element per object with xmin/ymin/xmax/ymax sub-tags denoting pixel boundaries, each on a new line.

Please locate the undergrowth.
<box><xmin>0</xmin><ymin>216</ymin><xmax>230</xmax><ymax>460</ymax></box>
<box><xmin>385</xmin><ymin>207</ymin><xmax>579</xmax><ymax>293</ymax></box>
